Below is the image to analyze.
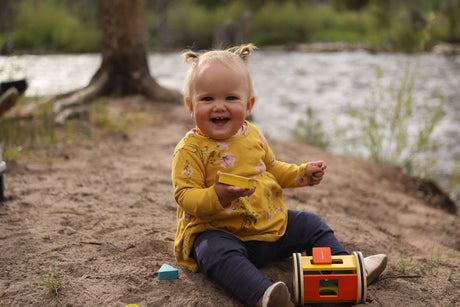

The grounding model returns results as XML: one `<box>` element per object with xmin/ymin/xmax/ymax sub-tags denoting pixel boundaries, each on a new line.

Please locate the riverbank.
<box><xmin>249</xmin><ymin>42</ymin><xmax>460</xmax><ymax>54</ymax></box>
<box><xmin>1</xmin><ymin>50</ymin><xmax>459</xmax><ymax>212</ymax></box>
<box><xmin>0</xmin><ymin>97</ymin><xmax>458</xmax><ymax>306</ymax></box>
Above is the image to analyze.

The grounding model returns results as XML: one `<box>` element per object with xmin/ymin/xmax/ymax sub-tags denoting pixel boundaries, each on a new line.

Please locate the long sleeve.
<box><xmin>172</xmin><ymin>145</ymin><xmax>223</xmax><ymax>216</ymax></box>
<box><xmin>269</xmin><ymin>160</ymin><xmax>310</xmax><ymax>188</ymax></box>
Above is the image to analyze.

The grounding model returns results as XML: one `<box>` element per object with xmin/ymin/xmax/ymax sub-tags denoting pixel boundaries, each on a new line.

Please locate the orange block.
<box><xmin>312</xmin><ymin>247</ymin><xmax>332</xmax><ymax>264</ymax></box>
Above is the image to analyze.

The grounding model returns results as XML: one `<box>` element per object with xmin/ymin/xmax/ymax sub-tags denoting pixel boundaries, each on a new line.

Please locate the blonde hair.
<box><xmin>182</xmin><ymin>44</ymin><xmax>257</xmax><ymax>103</ymax></box>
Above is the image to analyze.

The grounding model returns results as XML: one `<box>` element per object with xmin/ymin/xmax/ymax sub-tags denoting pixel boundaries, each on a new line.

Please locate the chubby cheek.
<box><xmin>192</xmin><ymin>109</ymin><xmax>212</xmax><ymax>130</ymax></box>
<box><xmin>236</xmin><ymin>107</ymin><xmax>250</xmax><ymax>120</ymax></box>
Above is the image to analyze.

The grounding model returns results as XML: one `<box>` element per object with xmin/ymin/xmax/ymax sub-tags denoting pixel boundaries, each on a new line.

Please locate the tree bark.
<box><xmin>52</xmin><ymin>0</ymin><xmax>182</xmax><ymax>123</ymax></box>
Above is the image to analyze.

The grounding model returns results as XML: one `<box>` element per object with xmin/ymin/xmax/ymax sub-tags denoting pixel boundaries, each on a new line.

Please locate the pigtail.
<box><xmin>227</xmin><ymin>43</ymin><xmax>257</xmax><ymax>61</ymax></box>
<box><xmin>183</xmin><ymin>51</ymin><xmax>200</xmax><ymax>64</ymax></box>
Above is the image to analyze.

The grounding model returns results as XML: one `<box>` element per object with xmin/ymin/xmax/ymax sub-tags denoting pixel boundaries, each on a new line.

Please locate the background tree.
<box><xmin>53</xmin><ymin>0</ymin><xmax>181</xmax><ymax>123</ymax></box>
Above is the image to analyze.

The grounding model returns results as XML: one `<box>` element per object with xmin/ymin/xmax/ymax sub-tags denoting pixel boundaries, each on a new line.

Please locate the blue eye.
<box><xmin>227</xmin><ymin>96</ymin><xmax>238</xmax><ymax>101</ymax></box>
<box><xmin>201</xmin><ymin>97</ymin><xmax>213</xmax><ymax>102</ymax></box>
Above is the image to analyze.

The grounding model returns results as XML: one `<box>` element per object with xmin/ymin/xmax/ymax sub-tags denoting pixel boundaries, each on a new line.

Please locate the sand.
<box><xmin>1</xmin><ymin>96</ymin><xmax>458</xmax><ymax>306</ymax></box>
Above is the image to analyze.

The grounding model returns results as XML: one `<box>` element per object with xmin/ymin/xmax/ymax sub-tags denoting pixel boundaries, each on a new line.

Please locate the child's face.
<box><xmin>186</xmin><ymin>62</ymin><xmax>255</xmax><ymax>140</ymax></box>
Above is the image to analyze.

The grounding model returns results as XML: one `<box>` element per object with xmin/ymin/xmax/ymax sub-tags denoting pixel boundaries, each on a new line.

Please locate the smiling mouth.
<box><xmin>211</xmin><ymin>117</ymin><xmax>230</xmax><ymax>125</ymax></box>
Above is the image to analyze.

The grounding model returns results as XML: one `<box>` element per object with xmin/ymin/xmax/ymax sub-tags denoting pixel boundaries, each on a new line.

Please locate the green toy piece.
<box><xmin>158</xmin><ymin>264</ymin><xmax>178</xmax><ymax>280</ymax></box>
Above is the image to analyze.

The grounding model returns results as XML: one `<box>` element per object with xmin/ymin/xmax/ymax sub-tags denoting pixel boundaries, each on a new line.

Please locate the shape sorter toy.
<box><xmin>292</xmin><ymin>247</ymin><xmax>367</xmax><ymax>305</ymax></box>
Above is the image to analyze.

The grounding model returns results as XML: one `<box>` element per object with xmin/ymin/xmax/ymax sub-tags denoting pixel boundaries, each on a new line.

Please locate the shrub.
<box><xmin>251</xmin><ymin>1</ymin><xmax>310</xmax><ymax>45</ymax></box>
<box><xmin>342</xmin><ymin>64</ymin><xmax>445</xmax><ymax>177</ymax></box>
<box><xmin>291</xmin><ymin>107</ymin><xmax>330</xmax><ymax>149</ymax></box>
<box><xmin>10</xmin><ymin>0</ymin><xmax>101</xmax><ymax>52</ymax></box>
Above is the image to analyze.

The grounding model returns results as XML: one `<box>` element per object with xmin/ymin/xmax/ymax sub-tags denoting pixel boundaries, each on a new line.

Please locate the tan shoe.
<box><xmin>262</xmin><ymin>281</ymin><xmax>293</xmax><ymax>307</ymax></box>
<box><xmin>364</xmin><ymin>254</ymin><xmax>387</xmax><ymax>285</ymax></box>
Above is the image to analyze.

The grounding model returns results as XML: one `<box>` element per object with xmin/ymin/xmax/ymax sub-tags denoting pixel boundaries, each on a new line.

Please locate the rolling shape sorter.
<box><xmin>292</xmin><ymin>247</ymin><xmax>367</xmax><ymax>305</ymax></box>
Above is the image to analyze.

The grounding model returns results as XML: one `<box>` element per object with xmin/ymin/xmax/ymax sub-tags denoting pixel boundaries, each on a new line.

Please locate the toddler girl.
<box><xmin>171</xmin><ymin>44</ymin><xmax>387</xmax><ymax>307</ymax></box>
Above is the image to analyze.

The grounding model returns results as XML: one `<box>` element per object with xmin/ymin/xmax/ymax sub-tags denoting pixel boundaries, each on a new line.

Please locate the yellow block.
<box><xmin>218</xmin><ymin>172</ymin><xmax>255</xmax><ymax>189</ymax></box>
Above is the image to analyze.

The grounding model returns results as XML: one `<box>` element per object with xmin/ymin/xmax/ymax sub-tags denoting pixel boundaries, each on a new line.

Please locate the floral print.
<box><xmin>217</xmin><ymin>142</ymin><xmax>229</xmax><ymax>151</ymax></box>
<box><xmin>256</xmin><ymin>162</ymin><xmax>265</xmax><ymax>174</ymax></box>
<box><xmin>182</xmin><ymin>160</ymin><xmax>193</xmax><ymax>183</ymax></box>
<box><xmin>259</xmin><ymin>132</ymin><xmax>266</xmax><ymax>146</ymax></box>
<box><xmin>220</xmin><ymin>152</ymin><xmax>236</xmax><ymax>168</ymax></box>
<box><xmin>183</xmin><ymin>213</ymin><xmax>192</xmax><ymax>222</ymax></box>
<box><xmin>295</xmin><ymin>175</ymin><xmax>308</xmax><ymax>186</ymax></box>
<box><xmin>295</xmin><ymin>165</ymin><xmax>309</xmax><ymax>186</ymax></box>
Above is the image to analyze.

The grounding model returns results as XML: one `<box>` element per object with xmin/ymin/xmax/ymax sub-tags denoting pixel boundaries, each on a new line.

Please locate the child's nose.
<box><xmin>213</xmin><ymin>99</ymin><xmax>226</xmax><ymax>111</ymax></box>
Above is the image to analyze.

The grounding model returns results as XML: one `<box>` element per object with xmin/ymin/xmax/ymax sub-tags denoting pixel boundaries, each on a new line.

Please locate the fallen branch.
<box><xmin>53</xmin><ymin>74</ymin><xmax>107</xmax><ymax>125</ymax></box>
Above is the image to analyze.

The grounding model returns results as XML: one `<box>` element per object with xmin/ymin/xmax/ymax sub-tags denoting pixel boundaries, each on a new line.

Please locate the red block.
<box><xmin>312</xmin><ymin>247</ymin><xmax>332</xmax><ymax>264</ymax></box>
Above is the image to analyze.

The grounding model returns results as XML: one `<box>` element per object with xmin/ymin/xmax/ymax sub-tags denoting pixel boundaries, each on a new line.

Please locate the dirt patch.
<box><xmin>1</xmin><ymin>97</ymin><xmax>458</xmax><ymax>306</ymax></box>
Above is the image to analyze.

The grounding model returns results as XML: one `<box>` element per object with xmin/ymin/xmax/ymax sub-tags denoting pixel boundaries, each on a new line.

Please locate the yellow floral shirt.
<box><xmin>172</xmin><ymin>121</ymin><xmax>310</xmax><ymax>272</ymax></box>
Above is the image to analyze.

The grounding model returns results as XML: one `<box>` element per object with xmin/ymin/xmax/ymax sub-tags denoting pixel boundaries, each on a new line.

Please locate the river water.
<box><xmin>1</xmin><ymin>51</ymin><xmax>459</xmax><ymax>211</ymax></box>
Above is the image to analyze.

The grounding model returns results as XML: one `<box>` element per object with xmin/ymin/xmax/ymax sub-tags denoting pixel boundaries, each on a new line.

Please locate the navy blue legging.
<box><xmin>191</xmin><ymin>210</ymin><xmax>349</xmax><ymax>306</ymax></box>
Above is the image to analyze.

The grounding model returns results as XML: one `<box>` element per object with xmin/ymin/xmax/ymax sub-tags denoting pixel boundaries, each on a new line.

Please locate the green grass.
<box><xmin>342</xmin><ymin>63</ymin><xmax>445</xmax><ymax>178</ymax></box>
<box><xmin>0</xmin><ymin>101</ymin><xmax>56</xmax><ymax>161</ymax></box>
<box><xmin>0</xmin><ymin>96</ymin><xmax>156</xmax><ymax>162</ymax></box>
<box><xmin>0</xmin><ymin>265</ymin><xmax>63</xmax><ymax>305</ymax></box>
<box><xmin>290</xmin><ymin>107</ymin><xmax>330</xmax><ymax>149</ymax></box>
<box><xmin>392</xmin><ymin>249</ymin><xmax>415</xmax><ymax>274</ymax></box>
<box><xmin>393</xmin><ymin>247</ymin><xmax>457</xmax><ymax>280</ymax></box>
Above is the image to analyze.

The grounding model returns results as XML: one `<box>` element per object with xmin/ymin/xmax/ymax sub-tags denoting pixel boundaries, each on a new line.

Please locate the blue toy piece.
<box><xmin>158</xmin><ymin>264</ymin><xmax>178</xmax><ymax>280</ymax></box>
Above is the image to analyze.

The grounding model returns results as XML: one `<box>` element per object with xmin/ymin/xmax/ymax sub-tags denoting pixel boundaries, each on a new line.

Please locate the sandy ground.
<box><xmin>0</xmin><ymin>97</ymin><xmax>459</xmax><ymax>307</ymax></box>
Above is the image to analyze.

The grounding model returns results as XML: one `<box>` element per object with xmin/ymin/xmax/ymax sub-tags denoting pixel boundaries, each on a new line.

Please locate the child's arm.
<box><xmin>268</xmin><ymin>159</ymin><xmax>327</xmax><ymax>187</ymax></box>
<box><xmin>172</xmin><ymin>148</ymin><xmax>224</xmax><ymax>216</ymax></box>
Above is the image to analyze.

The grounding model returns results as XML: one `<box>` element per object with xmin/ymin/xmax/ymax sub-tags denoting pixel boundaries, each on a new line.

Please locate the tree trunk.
<box><xmin>52</xmin><ymin>0</ymin><xmax>181</xmax><ymax>123</ymax></box>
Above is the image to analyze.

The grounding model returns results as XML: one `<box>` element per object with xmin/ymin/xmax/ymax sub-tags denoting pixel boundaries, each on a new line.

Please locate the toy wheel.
<box><xmin>353</xmin><ymin>251</ymin><xmax>367</xmax><ymax>304</ymax></box>
<box><xmin>292</xmin><ymin>252</ymin><xmax>304</xmax><ymax>306</ymax></box>
<box><xmin>0</xmin><ymin>174</ymin><xmax>4</xmax><ymax>201</ymax></box>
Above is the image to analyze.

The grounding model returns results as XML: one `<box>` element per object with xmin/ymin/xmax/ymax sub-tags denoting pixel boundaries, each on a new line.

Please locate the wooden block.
<box><xmin>312</xmin><ymin>247</ymin><xmax>332</xmax><ymax>264</ymax></box>
<box><xmin>158</xmin><ymin>263</ymin><xmax>178</xmax><ymax>280</ymax></box>
<box><xmin>218</xmin><ymin>172</ymin><xmax>255</xmax><ymax>189</ymax></box>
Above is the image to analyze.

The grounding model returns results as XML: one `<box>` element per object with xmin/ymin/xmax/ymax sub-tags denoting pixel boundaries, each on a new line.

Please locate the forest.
<box><xmin>0</xmin><ymin>0</ymin><xmax>459</xmax><ymax>54</ymax></box>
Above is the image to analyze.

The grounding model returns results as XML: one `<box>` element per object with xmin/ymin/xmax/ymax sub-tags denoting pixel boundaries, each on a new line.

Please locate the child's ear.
<box><xmin>185</xmin><ymin>97</ymin><xmax>194</xmax><ymax>116</ymax></box>
<box><xmin>246</xmin><ymin>96</ymin><xmax>255</xmax><ymax>117</ymax></box>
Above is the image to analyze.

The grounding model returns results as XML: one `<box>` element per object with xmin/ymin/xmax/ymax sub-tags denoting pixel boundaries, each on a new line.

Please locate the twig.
<box><xmin>79</xmin><ymin>241</ymin><xmax>102</xmax><ymax>245</ymax></box>
<box><xmin>380</xmin><ymin>274</ymin><xmax>422</xmax><ymax>280</ymax></box>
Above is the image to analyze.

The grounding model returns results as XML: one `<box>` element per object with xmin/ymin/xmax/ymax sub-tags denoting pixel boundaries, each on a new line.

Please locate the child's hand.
<box><xmin>214</xmin><ymin>172</ymin><xmax>256</xmax><ymax>208</ymax></box>
<box><xmin>306</xmin><ymin>160</ymin><xmax>327</xmax><ymax>186</ymax></box>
